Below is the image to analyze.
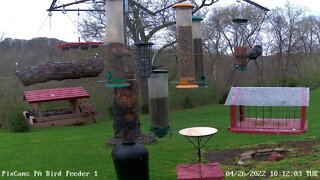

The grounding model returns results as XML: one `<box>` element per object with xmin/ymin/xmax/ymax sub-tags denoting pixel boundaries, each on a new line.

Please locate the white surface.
<box><xmin>179</xmin><ymin>127</ymin><xmax>218</xmax><ymax>137</ymax></box>
<box><xmin>224</xmin><ymin>87</ymin><xmax>310</xmax><ymax>106</ymax></box>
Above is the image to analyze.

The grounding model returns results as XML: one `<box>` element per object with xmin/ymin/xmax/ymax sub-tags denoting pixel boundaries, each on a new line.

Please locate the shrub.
<box><xmin>140</xmin><ymin>103</ymin><xmax>149</xmax><ymax>114</ymax></box>
<box><xmin>218</xmin><ymin>92</ymin><xmax>229</xmax><ymax>104</ymax></box>
<box><xmin>182</xmin><ymin>96</ymin><xmax>193</xmax><ymax>109</ymax></box>
<box><xmin>7</xmin><ymin>106</ymin><xmax>31</xmax><ymax>133</ymax></box>
<box><xmin>107</xmin><ymin>106</ymin><xmax>114</xmax><ymax>118</ymax></box>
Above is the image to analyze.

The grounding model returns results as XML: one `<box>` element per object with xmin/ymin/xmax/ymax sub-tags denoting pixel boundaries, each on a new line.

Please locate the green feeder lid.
<box><xmin>192</xmin><ymin>15</ymin><xmax>203</xmax><ymax>21</ymax></box>
<box><xmin>150</xmin><ymin>126</ymin><xmax>170</xmax><ymax>138</ymax></box>
<box><xmin>105</xmin><ymin>83</ymin><xmax>130</xmax><ymax>88</ymax></box>
<box><xmin>197</xmin><ymin>85</ymin><xmax>209</xmax><ymax>89</ymax></box>
<box><xmin>105</xmin><ymin>76</ymin><xmax>130</xmax><ymax>88</ymax></box>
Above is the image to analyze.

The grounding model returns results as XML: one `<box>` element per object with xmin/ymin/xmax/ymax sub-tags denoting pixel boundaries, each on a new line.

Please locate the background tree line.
<box><xmin>79</xmin><ymin>1</ymin><xmax>320</xmax><ymax>88</ymax></box>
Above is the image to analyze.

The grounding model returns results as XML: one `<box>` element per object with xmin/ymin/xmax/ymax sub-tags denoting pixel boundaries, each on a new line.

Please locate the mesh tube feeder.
<box><xmin>173</xmin><ymin>3</ymin><xmax>199</xmax><ymax>89</ymax></box>
<box><xmin>134</xmin><ymin>42</ymin><xmax>154</xmax><ymax>78</ymax></box>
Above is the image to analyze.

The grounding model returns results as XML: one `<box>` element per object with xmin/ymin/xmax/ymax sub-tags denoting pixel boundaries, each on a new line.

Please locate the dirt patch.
<box><xmin>205</xmin><ymin>139</ymin><xmax>320</xmax><ymax>165</ymax></box>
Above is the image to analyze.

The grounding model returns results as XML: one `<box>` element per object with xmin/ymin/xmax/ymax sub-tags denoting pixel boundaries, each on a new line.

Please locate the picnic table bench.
<box><xmin>23</xmin><ymin>87</ymin><xmax>96</xmax><ymax>128</ymax></box>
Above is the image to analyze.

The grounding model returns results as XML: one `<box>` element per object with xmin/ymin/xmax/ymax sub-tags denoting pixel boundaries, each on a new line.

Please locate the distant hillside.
<box><xmin>0</xmin><ymin>37</ymin><xmax>65</xmax><ymax>77</ymax></box>
<box><xmin>0</xmin><ymin>37</ymin><xmax>103</xmax><ymax>77</ymax></box>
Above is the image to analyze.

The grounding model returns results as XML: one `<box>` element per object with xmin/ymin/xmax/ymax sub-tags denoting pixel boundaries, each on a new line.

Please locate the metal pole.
<box><xmin>123</xmin><ymin>0</ymin><xmax>128</xmax><ymax>47</ymax></box>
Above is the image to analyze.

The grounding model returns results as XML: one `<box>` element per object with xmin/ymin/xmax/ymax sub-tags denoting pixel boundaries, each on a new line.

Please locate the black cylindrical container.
<box><xmin>111</xmin><ymin>142</ymin><xmax>149</xmax><ymax>180</ymax></box>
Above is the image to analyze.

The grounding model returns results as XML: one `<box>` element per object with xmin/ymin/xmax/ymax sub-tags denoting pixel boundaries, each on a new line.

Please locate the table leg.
<box><xmin>197</xmin><ymin>137</ymin><xmax>202</xmax><ymax>177</ymax></box>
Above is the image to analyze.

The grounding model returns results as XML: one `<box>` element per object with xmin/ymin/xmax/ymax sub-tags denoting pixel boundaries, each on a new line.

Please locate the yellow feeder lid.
<box><xmin>172</xmin><ymin>3</ymin><xmax>194</xmax><ymax>9</ymax></box>
<box><xmin>176</xmin><ymin>79</ymin><xmax>199</xmax><ymax>88</ymax></box>
<box><xmin>176</xmin><ymin>84</ymin><xmax>199</xmax><ymax>89</ymax></box>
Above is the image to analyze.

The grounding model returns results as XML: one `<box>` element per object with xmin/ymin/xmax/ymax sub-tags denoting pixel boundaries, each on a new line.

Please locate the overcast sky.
<box><xmin>1</xmin><ymin>0</ymin><xmax>320</xmax><ymax>42</ymax></box>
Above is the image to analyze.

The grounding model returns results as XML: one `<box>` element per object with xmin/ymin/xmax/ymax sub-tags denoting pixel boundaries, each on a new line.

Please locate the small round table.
<box><xmin>179</xmin><ymin>127</ymin><xmax>218</xmax><ymax>177</ymax></box>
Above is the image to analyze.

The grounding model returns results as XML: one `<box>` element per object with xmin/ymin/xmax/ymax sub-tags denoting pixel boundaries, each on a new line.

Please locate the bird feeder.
<box><xmin>148</xmin><ymin>70</ymin><xmax>170</xmax><ymax>138</ymax></box>
<box><xmin>105</xmin><ymin>0</ymin><xmax>124</xmax><ymax>44</ymax></box>
<box><xmin>232</xmin><ymin>15</ymin><xmax>249</xmax><ymax>71</ymax></box>
<box><xmin>173</xmin><ymin>3</ymin><xmax>198</xmax><ymax>89</ymax></box>
<box><xmin>234</xmin><ymin>46</ymin><xmax>249</xmax><ymax>71</ymax></box>
<box><xmin>134</xmin><ymin>42</ymin><xmax>154</xmax><ymax>78</ymax></box>
<box><xmin>225</xmin><ymin>87</ymin><xmax>309</xmax><ymax>135</ymax></box>
<box><xmin>57</xmin><ymin>42</ymin><xmax>103</xmax><ymax>51</ymax></box>
<box><xmin>104</xmin><ymin>42</ymin><xmax>130</xmax><ymax>88</ymax></box>
<box><xmin>104</xmin><ymin>0</ymin><xmax>129</xmax><ymax>88</ymax></box>
<box><xmin>192</xmin><ymin>15</ymin><xmax>207</xmax><ymax>88</ymax></box>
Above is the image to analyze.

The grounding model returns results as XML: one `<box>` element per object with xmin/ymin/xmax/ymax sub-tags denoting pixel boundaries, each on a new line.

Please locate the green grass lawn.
<box><xmin>1</xmin><ymin>89</ymin><xmax>320</xmax><ymax>179</ymax></box>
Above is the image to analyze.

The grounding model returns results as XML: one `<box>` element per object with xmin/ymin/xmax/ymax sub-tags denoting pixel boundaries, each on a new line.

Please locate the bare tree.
<box><xmin>78</xmin><ymin>0</ymin><xmax>219</xmax><ymax>109</ymax></box>
<box><xmin>266</xmin><ymin>2</ymin><xmax>306</xmax><ymax>84</ymax></box>
<box><xmin>203</xmin><ymin>4</ymin><xmax>267</xmax><ymax>86</ymax></box>
<box><xmin>0</xmin><ymin>32</ymin><xmax>5</xmax><ymax>42</ymax></box>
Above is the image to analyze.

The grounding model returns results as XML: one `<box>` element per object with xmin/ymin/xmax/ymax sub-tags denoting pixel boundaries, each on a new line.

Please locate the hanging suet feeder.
<box><xmin>134</xmin><ymin>42</ymin><xmax>154</xmax><ymax>78</ymax></box>
<box><xmin>173</xmin><ymin>3</ymin><xmax>199</xmax><ymax>89</ymax></box>
<box><xmin>192</xmin><ymin>15</ymin><xmax>208</xmax><ymax>88</ymax></box>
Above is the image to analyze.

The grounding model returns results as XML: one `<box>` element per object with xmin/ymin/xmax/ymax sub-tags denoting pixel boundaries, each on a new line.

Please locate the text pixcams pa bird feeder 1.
<box><xmin>173</xmin><ymin>3</ymin><xmax>198</xmax><ymax>89</ymax></box>
<box><xmin>192</xmin><ymin>15</ymin><xmax>207</xmax><ymax>88</ymax></box>
<box><xmin>135</xmin><ymin>42</ymin><xmax>154</xmax><ymax>78</ymax></box>
<box><xmin>148</xmin><ymin>70</ymin><xmax>170</xmax><ymax>138</ymax></box>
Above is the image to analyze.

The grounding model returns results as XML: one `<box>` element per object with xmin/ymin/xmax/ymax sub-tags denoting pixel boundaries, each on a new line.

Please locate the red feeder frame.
<box><xmin>57</xmin><ymin>42</ymin><xmax>103</xmax><ymax>51</ymax></box>
<box><xmin>225</xmin><ymin>87</ymin><xmax>309</xmax><ymax>135</ymax></box>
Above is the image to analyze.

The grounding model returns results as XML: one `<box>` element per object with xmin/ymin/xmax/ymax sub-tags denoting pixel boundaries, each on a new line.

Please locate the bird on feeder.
<box><xmin>247</xmin><ymin>45</ymin><xmax>262</xmax><ymax>60</ymax></box>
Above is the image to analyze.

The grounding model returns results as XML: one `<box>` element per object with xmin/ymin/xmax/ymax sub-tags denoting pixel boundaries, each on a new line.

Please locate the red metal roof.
<box><xmin>23</xmin><ymin>87</ymin><xmax>90</xmax><ymax>103</ymax></box>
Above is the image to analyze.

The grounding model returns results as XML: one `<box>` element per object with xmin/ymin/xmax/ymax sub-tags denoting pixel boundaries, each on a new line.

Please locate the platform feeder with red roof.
<box><xmin>23</xmin><ymin>87</ymin><xmax>96</xmax><ymax>128</ymax></box>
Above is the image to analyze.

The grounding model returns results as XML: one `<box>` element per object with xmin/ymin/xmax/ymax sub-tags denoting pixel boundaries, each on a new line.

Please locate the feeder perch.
<box><xmin>134</xmin><ymin>42</ymin><xmax>154</xmax><ymax>78</ymax></box>
<box><xmin>225</xmin><ymin>87</ymin><xmax>310</xmax><ymax>135</ymax></box>
<box><xmin>173</xmin><ymin>3</ymin><xmax>199</xmax><ymax>89</ymax></box>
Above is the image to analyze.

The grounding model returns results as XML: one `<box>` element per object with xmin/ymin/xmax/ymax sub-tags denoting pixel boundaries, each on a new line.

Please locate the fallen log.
<box><xmin>14</xmin><ymin>58</ymin><xmax>104</xmax><ymax>86</ymax></box>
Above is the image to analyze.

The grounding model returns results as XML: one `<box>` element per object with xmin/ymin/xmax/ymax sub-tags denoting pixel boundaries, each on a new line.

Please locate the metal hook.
<box><xmin>62</xmin><ymin>6</ymin><xmax>66</xmax><ymax>14</ymax></box>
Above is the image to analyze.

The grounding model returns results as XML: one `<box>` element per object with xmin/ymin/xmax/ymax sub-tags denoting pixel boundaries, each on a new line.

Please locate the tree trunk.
<box><xmin>14</xmin><ymin>59</ymin><xmax>104</xmax><ymax>86</ymax></box>
<box><xmin>113</xmin><ymin>72</ymin><xmax>141</xmax><ymax>141</ymax></box>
